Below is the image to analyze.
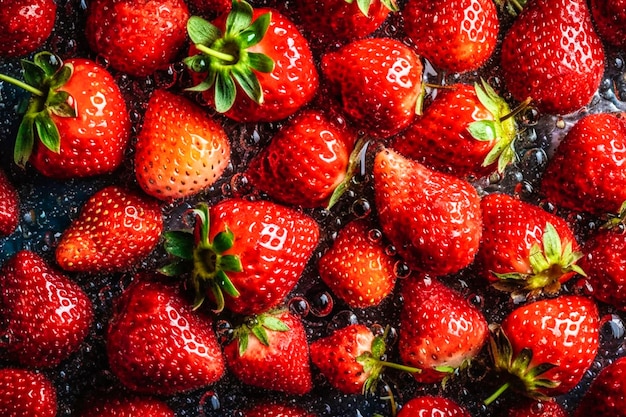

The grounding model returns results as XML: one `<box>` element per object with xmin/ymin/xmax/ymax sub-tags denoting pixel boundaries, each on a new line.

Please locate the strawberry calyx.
<box><xmin>327</xmin><ymin>137</ymin><xmax>370</xmax><ymax>210</ymax></box>
<box><xmin>346</xmin><ymin>0</ymin><xmax>398</xmax><ymax>17</ymax></box>
<box><xmin>494</xmin><ymin>0</ymin><xmax>529</xmax><ymax>16</ymax></box>
<box><xmin>603</xmin><ymin>200</ymin><xmax>626</xmax><ymax>230</ymax></box>
<box><xmin>184</xmin><ymin>0</ymin><xmax>275</xmax><ymax>113</ymax></box>
<box><xmin>232</xmin><ymin>310</ymin><xmax>290</xmax><ymax>356</ymax></box>
<box><xmin>0</xmin><ymin>52</ymin><xmax>76</xmax><ymax>168</ymax></box>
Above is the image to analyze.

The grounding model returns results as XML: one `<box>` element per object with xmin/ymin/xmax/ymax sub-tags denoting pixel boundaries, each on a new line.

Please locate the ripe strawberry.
<box><xmin>507</xmin><ymin>399</ymin><xmax>568</xmax><ymax>417</ymax></box>
<box><xmin>241</xmin><ymin>403</ymin><xmax>316</xmax><ymax>417</ymax></box>
<box><xmin>397</xmin><ymin>396</ymin><xmax>471</xmax><ymax>417</ymax></box>
<box><xmin>78</xmin><ymin>396</ymin><xmax>175</xmax><ymax>417</ymax></box>
<box><xmin>403</xmin><ymin>0</ymin><xmax>499</xmax><ymax>73</ymax></box>
<box><xmin>391</xmin><ymin>81</ymin><xmax>522</xmax><ymax>178</ymax></box>
<box><xmin>590</xmin><ymin>0</ymin><xmax>626</xmax><ymax>49</ymax></box>
<box><xmin>0</xmin><ymin>0</ymin><xmax>57</xmax><ymax>58</ymax></box>
<box><xmin>0</xmin><ymin>368</ymin><xmax>57</xmax><ymax>417</ymax></box>
<box><xmin>134</xmin><ymin>89</ymin><xmax>231</xmax><ymax>201</ymax></box>
<box><xmin>55</xmin><ymin>185</ymin><xmax>163</xmax><ymax>273</ymax></box>
<box><xmin>500</xmin><ymin>0</ymin><xmax>605</xmax><ymax>115</ymax></box>
<box><xmin>541</xmin><ymin>113</ymin><xmax>626</xmax><ymax>216</ymax></box>
<box><xmin>398</xmin><ymin>274</ymin><xmax>489</xmax><ymax>383</ymax></box>
<box><xmin>0</xmin><ymin>169</ymin><xmax>19</xmax><ymax>236</ymax></box>
<box><xmin>85</xmin><ymin>0</ymin><xmax>190</xmax><ymax>77</ymax></box>
<box><xmin>477</xmin><ymin>193</ymin><xmax>584</xmax><ymax>297</ymax></box>
<box><xmin>321</xmin><ymin>37</ymin><xmax>423</xmax><ymax>138</ymax></box>
<box><xmin>318</xmin><ymin>219</ymin><xmax>397</xmax><ymax>309</ymax></box>
<box><xmin>485</xmin><ymin>295</ymin><xmax>599</xmax><ymax>403</ymax></box>
<box><xmin>107</xmin><ymin>278</ymin><xmax>225</xmax><ymax>395</ymax></box>
<box><xmin>187</xmin><ymin>0</ymin><xmax>232</xmax><ymax>20</ymax></box>
<box><xmin>223</xmin><ymin>309</ymin><xmax>313</xmax><ymax>395</ymax></box>
<box><xmin>373</xmin><ymin>147</ymin><xmax>482</xmax><ymax>276</ymax></box>
<box><xmin>0</xmin><ymin>250</ymin><xmax>93</xmax><ymax>368</ymax></box>
<box><xmin>160</xmin><ymin>199</ymin><xmax>319</xmax><ymax>315</ymax></box>
<box><xmin>573</xmin><ymin>356</ymin><xmax>626</xmax><ymax>417</ymax></box>
<box><xmin>186</xmin><ymin>0</ymin><xmax>318</xmax><ymax>122</ymax></box>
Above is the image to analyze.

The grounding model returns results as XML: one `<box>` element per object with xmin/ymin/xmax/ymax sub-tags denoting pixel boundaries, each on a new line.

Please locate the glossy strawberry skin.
<box><xmin>0</xmin><ymin>368</ymin><xmax>57</xmax><ymax>417</ymax></box>
<box><xmin>0</xmin><ymin>0</ymin><xmax>57</xmax><ymax>58</ymax></box>
<box><xmin>590</xmin><ymin>0</ymin><xmax>626</xmax><ymax>49</ymax></box>
<box><xmin>574</xmin><ymin>356</ymin><xmax>626</xmax><ymax>417</ymax></box>
<box><xmin>135</xmin><ymin>89</ymin><xmax>231</xmax><ymax>201</ymax></box>
<box><xmin>0</xmin><ymin>169</ymin><xmax>19</xmax><ymax>236</ymax></box>
<box><xmin>78</xmin><ymin>396</ymin><xmax>175</xmax><ymax>417</ymax></box>
<box><xmin>508</xmin><ymin>399</ymin><xmax>568</xmax><ymax>417</ymax></box>
<box><xmin>0</xmin><ymin>250</ymin><xmax>93</xmax><ymax>368</ymax></box>
<box><xmin>242</xmin><ymin>403</ymin><xmax>317</xmax><ymax>417</ymax></box>
<box><xmin>397</xmin><ymin>396</ymin><xmax>471</xmax><ymax>417</ymax></box>
<box><xmin>107</xmin><ymin>279</ymin><xmax>225</xmax><ymax>395</ymax></box>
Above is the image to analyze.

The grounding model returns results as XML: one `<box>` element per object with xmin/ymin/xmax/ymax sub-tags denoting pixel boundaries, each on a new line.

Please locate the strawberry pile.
<box><xmin>0</xmin><ymin>0</ymin><xmax>625</xmax><ymax>416</ymax></box>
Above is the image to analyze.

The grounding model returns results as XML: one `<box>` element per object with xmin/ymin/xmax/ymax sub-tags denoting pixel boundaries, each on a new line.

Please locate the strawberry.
<box><xmin>590</xmin><ymin>0</ymin><xmax>626</xmax><ymax>49</ymax></box>
<box><xmin>85</xmin><ymin>0</ymin><xmax>190</xmax><ymax>77</ymax></box>
<box><xmin>2</xmin><ymin>52</ymin><xmax>130</xmax><ymax>178</ymax></box>
<box><xmin>321</xmin><ymin>37</ymin><xmax>423</xmax><ymax>139</ymax></box>
<box><xmin>500</xmin><ymin>0</ymin><xmax>605</xmax><ymax>115</ymax></box>
<box><xmin>318</xmin><ymin>219</ymin><xmax>397</xmax><ymax>309</ymax></box>
<box><xmin>78</xmin><ymin>396</ymin><xmax>175</xmax><ymax>417</ymax></box>
<box><xmin>397</xmin><ymin>396</ymin><xmax>471</xmax><ymax>417</ymax></box>
<box><xmin>403</xmin><ymin>0</ymin><xmax>499</xmax><ymax>74</ymax></box>
<box><xmin>160</xmin><ymin>199</ymin><xmax>319</xmax><ymax>315</ymax></box>
<box><xmin>185</xmin><ymin>0</ymin><xmax>319</xmax><ymax>122</ymax></box>
<box><xmin>485</xmin><ymin>295</ymin><xmax>599</xmax><ymax>403</ymax></box>
<box><xmin>107</xmin><ymin>278</ymin><xmax>225</xmax><ymax>395</ymax></box>
<box><xmin>187</xmin><ymin>0</ymin><xmax>232</xmax><ymax>20</ymax></box>
<box><xmin>541</xmin><ymin>113</ymin><xmax>626</xmax><ymax>217</ymax></box>
<box><xmin>507</xmin><ymin>399</ymin><xmax>568</xmax><ymax>417</ymax></box>
<box><xmin>398</xmin><ymin>274</ymin><xmax>489</xmax><ymax>383</ymax></box>
<box><xmin>55</xmin><ymin>185</ymin><xmax>163</xmax><ymax>273</ymax></box>
<box><xmin>223</xmin><ymin>309</ymin><xmax>313</xmax><ymax>395</ymax></box>
<box><xmin>246</xmin><ymin>108</ymin><xmax>358</xmax><ymax>209</ymax></box>
<box><xmin>0</xmin><ymin>0</ymin><xmax>57</xmax><ymax>58</ymax></box>
<box><xmin>0</xmin><ymin>368</ymin><xmax>57</xmax><ymax>417</ymax></box>
<box><xmin>0</xmin><ymin>169</ymin><xmax>19</xmax><ymax>236</ymax></box>
<box><xmin>573</xmin><ymin>355</ymin><xmax>626</xmax><ymax>417</ymax></box>
<box><xmin>134</xmin><ymin>89</ymin><xmax>231</xmax><ymax>201</ymax></box>
<box><xmin>373</xmin><ymin>147</ymin><xmax>482</xmax><ymax>276</ymax></box>
<box><xmin>391</xmin><ymin>81</ymin><xmax>523</xmax><ymax>178</ymax></box>
<box><xmin>0</xmin><ymin>250</ymin><xmax>93</xmax><ymax>368</ymax></box>
<box><xmin>241</xmin><ymin>403</ymin><xmax>316</xmax><ymax>417</ymax></box>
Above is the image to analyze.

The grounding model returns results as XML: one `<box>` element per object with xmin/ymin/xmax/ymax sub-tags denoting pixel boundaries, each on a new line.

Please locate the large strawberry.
<box><xmin>0</xmin><ymin>0</ymin><xmax>57</xmax><ymax>58</ymax></box>
<box><xmin>160</xmin><ymin>199</ymin><xmax>319</xmax><ymax>314</ymax></box>
<box><xmin>107</xmin><ymin>278</ymin><xmax>225</xmax><ymax>395</ymax></box>
<box><xmin>573</xmin><ymin>355</ymin><xmax>626</xmax><ymax>417</ymax></box>
<box><xmin>0</xmin><ymin>368</ymin><xmax>57</xmax><ymax>417</ymax></box>
<box><xmin>241</xmin><ymin>403</ymin><xmax>317</xmax><ymax>417</ymax></box>
<box><xmin>373</xmin><ymin>147</ymin><xmax>482</xmax><ymax>276</ymax></box>
<box><xmin>540</xmin><ymin>113</ymin><xmax>626</xmax><ymax>216</ymax></box>
<box><xmin>590</xmin><ymin>0</ymin><xmax>626</xmax><ymax>49</ymax></box>
<box><xmin>78</xmin><ymin>396</ymin><xmax>175</xmax><ymax>417</ymax></box>
<box><xmin>321</xmin><ymin>37</ymin><xmax>423</xmax><ymax>139</ymax></box>
<box><xmin>55</xmin><ymin>185</ymin><xmax>163</xmax><ymax>273</ymax></box>
<box><xmin>0</xmin><ymin>169</ymin><xmax>19</xmax><ymax>236</ymax></box>
<box><xmin>134</xmin><ymin>89</ymin><xmax>231</xmax><ymax>201</ymax></box>
<box><xmin>397</xmin><ymin>396</ymin><xmax>471</xmax><ymax>417</ymax></box>
<box><xmin>0</xmin><ymin>250</ymin><xmax>93</xmax><ymax>368</ymax></box>
<box><xmin>403</xmin><ymin>0</ymin><xmax>499</xmax><ymax>73</ymax></box>
<box><xmin>500</xmin><ymin>0</ymin><xmax>605</xmax><ymax>115</ymax></box>
<box><xmin>185</xmin><ymin>0</ymin><xmax>318</xmax><ymax>122</ymax></box>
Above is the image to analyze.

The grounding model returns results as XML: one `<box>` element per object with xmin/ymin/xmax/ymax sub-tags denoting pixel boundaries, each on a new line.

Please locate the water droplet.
<box><xmin>351</xmin><ymin>198</ymin><xmax>371</xmax><ymax>218</ymax></box>
<box><xmin>309</xmin><ymin>290</ymin><xmax>334</xmax><ymax>318</ymax></box>
<box><xmin>600</xmin><ymin>314</ymin><xmax>625</xmax><ymax>353</ymax></box>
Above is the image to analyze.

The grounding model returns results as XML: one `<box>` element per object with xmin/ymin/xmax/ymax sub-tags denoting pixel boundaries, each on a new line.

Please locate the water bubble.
<box><xmin>599</xmin><ymin>314</ymin><xmax>625</xmax><ymax>353</ymax></box>
<box><xmin>199</xmin><ymin>390</ymin><xmax>221</xmax><ymax>415</ymax></box>
<box><xmin>215</xmin><ymin>320</ymin><xmax>234</xmax><ymax>345</ymax></box>
<box><xmin>288</xmin><ymin>296</ymin><xmax>310</xmax><ymax>317</ymax></box>
<box><xmin>394</xmin><ymin>261</ymin><xmax>411</xmax><ymax>279</ymax></box>
<box><xmin>308</xmin><ymin>290</ymin><xmax>334</xmax><ymax>318</ymax></box>
<box><xmin>351</xmin><ymin>198</ymin><xmax>371</xmax><ymax>218</ymax></box>
<box><xmin>328</xmin><ymin>310</ymin><xmax>359</xmax><ymax>331</ymax></box>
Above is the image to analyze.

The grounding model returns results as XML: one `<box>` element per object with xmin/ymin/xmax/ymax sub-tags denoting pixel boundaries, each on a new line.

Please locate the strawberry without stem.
<box><xmin>241</xmin><ymin>403</ymin><xmax>317</xmax><ymax>417</ymax></box>
<box><xmin>78</xmin><ymin>396</ymin><xmax>175</xmax><ymax>417</ymax></box>
<box><xmin>397</xmin><ymin>396</ymin><xmax>471</xmax><ymax>417</ymax></box>
<box><xmin>574</xmin><ymin>355</ymin><xmax>626</xmax><ymax>417</ymax></box>
<box><xmin>590</xmin><ymin>0</ymin><xmax>626</xmax><ymax>49</ymax></box>
<box><xmin>0</xmin><ymin>368</ymin><xmax>57</xmax><ymax>417</ymax></box>
<box><xmin>0</xmin><ymin>169</ymin><xmax>19</xmax><ymax>236</ymax></box>
<box><xmin>0</xmin><ymin>0</ymin><xmax>57</xmax><ymax>58</ymax></box>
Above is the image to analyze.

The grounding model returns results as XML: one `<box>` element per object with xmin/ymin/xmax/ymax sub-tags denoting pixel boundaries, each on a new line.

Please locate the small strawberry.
<box><xmin>321</xmin><ymin>37</ymin><xmax>423</xmax><ymax>138</ymax></box>
<box><xmin>0</xmin><ymin>169</ymin><xmax>19</xmax><ymax>236</ymax></box>
<box><xmin>373</xmin><ymin>147</ymin><xmax>482</xmax><ymax>276</ymax></box>
<box><xmin>0</xmin><ymin>368</ymin><xmax>57</xmax><ymax>417</ymax></box>
<box><xmin>500</xmin><ymin>0</ymin><xmax>605</xmax><ymax>115</ymax></box>
<box><xmin>403</xmin><ymin>0</ymin><xmax>500</xmax><ymax>73</ymax></box>
<box><xmin>223</xmin><ymin>309</ymin><xmax>313</xmax><ymax>395</ymax></box>
<box><xmin>78</xmin><ymin>396</ymin><xmax>175</xmax><ymax>417</ymax></box>
<box><xmin>507</xmin><ymin>399</ymin><xmax>568</xmax><ymax>417</ymax></box>
<box><xmin>0</xmin><ymin>250</ymin><xmax>93</xmax><ymax>368</ymax></box>
<box><xmin>55</xmin><ymin>185</ymin><xmax>163</xmax><ymax>273</ymax></box>
<box><xmin>397</xmin><ymin>396</ymin><xmax>471</xmax><ymax>417</ymax></box>
<box><xmin>318</xmin><ymin>219</ymin><xmax>397</xmax><ymax>309</ymax></box>
<box><xmin>590</xmin><ymin>0</ymin><xmax>626</xmax><ymax>49</ymax></box>
<box><xmin>185</xmin><ymin>0</ymin><xmax>319</xmax><ymax>122</ymax></box>
<box><xmin>398</xmin><ymin>274</ymin><xmax>489</xmax><ymax>383</ymax></box>
<box><xmin>573</xmin><ymin>356</ymin><xmax>626</xmax><ymax>417</ymax></box>
<box><xmin>85</xmin><ymin>0</ymin><xmax>190</xmax><ymax>77</ymax></box>
<box><xmin>241</xmin><ymin>403</ymin><xmax>317</xmax><ymax>417</ymax></box>
<box><xmin>107</xmin><ymin>278</ymin><xmax>225</xmax><ymax>395</ymax></box>
<box><xmin>160</xmin><ymin>199</ymin><xmax>319</xmax><ymax>315</ymax></box>
<box><xmin>541</xmin><ymin>113</ymin><xmax>626</xmax><ymax>216</ymax></box>
<box><xmin>0</xmin><ymin>0</ymin><xmax>57</xmax><ymax>58</ymax></box>
<box><xmin>134</xmin><ymin>89</ymin><xmax>231</xmax><ymax>201</ymax></box>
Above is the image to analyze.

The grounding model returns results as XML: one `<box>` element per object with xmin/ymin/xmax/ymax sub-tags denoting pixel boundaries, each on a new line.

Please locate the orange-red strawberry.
<box><xmin>590</xmin><ymin>0</ymin><xmax>626</xmax><ymax>49</ymax></box>
<box><xmin>0</xmin><ymin>0</ymin><xmax>56</xmax><ymax>58</ymax></box>
<box><xmin>397</xmin><ymin>396</ymin><xmax>471</xmax><ymax>417</ymax></box>
<box><xmin>134</xmin><ymin>89</ymin><xmax>231</xmax><ymax>201</ymax></box>
<box><xmin>241</xmin><ymin>403</ymin><xmax>317</xmax><ymax>417</ymax></box>
<box><xmin>373</xmin><ymin>147</ymin><xmax>482</xmax><ymax>276</ymax></box>
<box><xmin>78</xmin><ymin>396</ymin><xmax>175</xmax><ymax>417</ymax></box>
<box><xmin>574</xmin><ymin>355</ymin><xmax>626</xmax><ymax>417</ymax></box>
<box><xmin>55</xmin><ymin>185</ymin><xmax>163</xmax><ymax>273</ymax></box>
<box><xmin>0</xmin><ymin>169</ymin><xmax>19</xmax><ymax>236</ymax></box>
<box><xmin>0</xmin><ymin>368</ymin><xmax>57</xmax><ymax>417</ymax></box>
<box><xmin>0</xmin><ymin>250</ymin><xmax>93</xmax><ymax>368</ymax></box>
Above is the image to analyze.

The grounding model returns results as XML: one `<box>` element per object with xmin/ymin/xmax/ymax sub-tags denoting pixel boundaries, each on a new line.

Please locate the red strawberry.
<box><xmin>55</xmin><ymin>185</ymin><xmax>163</xmax><ymax>273</ymax></box>
<box><xmin>398</xmin><ymin>274</ymin><xmax>489</xmax><ymax>383</ymax></box>
<box><xmin>574</xmin><ymin>356</ymin><xmax>626</xmax><ymax>417</ymax></box>
<box><xmin>0</xmin><ymin>368</ymin><xmax>57</xmax><ymax>417</ymax></box>
<box><xmin>186</xmin><ymin>0</ymin><xmax>319</xmax><ymax>122</ymax></box>
<box><xmin>507</xmin><ymin>399</ymin><xmax>568</xmax><ymax>417</ymax></box>
<box><xmin>0</xmin><ymin>0</ymin><xmax>57</xmax><ymax>58</ymax></box>
<box><xmin>318</xmin><ymin>219</ymin><xmax>397</xmax><ymax>308</ymax></box>
<box><xmin>85</xmin><ymin>0</ymin><xmax>190</xmax><ymax>77</ymax></box>
<box><xmin>500</xmin><ymin>0</ymin><xmax>605</xmax><ymax>115</ymax></box>
<box><xmin>187</xmin><ymin>0</ymin><xmax>232</xmax><ymax>20</ymax></box>
<box><xmin>0</xmin><ymin>169</ymin><xmax>19</xmax><ymax>236</ymax></box>
<box><xmin>160</xmin><ymin>199</ymin><xmax>319</xmax><ymax>315</ymax></box>
<box><xmin>223</xmin><ymin>309</ymin><xmax>313</xmax><ymax>395</ymax></box>
<box><xmin>403</xmin><ymin>0</ymin><xmax>499</xmax><ymax>73</ymax></box>
<box><xmin>485</xmin><ymin>295</ymin><xmax>599</xmax><ymax>403</ymax></box>
<box><xmin>541</xmin><ymin>113</ymin><xmax>626</xmax><ymax>216</ymax></box>
<box><xmin>107</xmin><ymin>278</ymin><xmax>225</xmax><ymax>395</ymax></box>
<box><xmin>391</xmin><ymin>81</ymin><xmax>522</xmax><ymax>178</ymax></box>
<box><xmin>0</xmin><ymin>250</ymin><xmax>93</xmax><ymax>368</ymax></box>
<box><xmin>241</xmin><ymin>403</ymin><xmax>317</xmax><ymax>417</ymax></box>
<box><xmin>78</xmin><ymin>396</ymin><xmax>175</xmax><ymax>417</ymax></box>
<box><xmin>373</xmin><ymin>147</ymin><xmax>482</xmax><ymax>276</ymax></box>
<box><xmin>134</xmin><ymin>89</ymin><xmax>231</xmax><ymax>201</ymax></box>
<box><xmin>321</xmin><ymin>37</ymin><xmax>423</xmax><ymax>139</ymax></box>
<box><xmin>590</xmin><ymin>0</ymin><xmax>626</xmax><ymax>49</ymax></box>
<box><xmin>397</xmin><ymin>396</ymin><xmax>471</xmax><ymax>417</ymax></box>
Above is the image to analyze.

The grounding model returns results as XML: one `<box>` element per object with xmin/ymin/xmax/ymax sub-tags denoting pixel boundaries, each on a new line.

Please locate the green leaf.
<box><xmin>541</xmin><ymin>223</ymin><xmax>562</xmax><ymax>266</ymax></box>
<box><xmin>163</xmin><ymin>230</ymin><xmax>195</xmax><ymax>260</ymax></box>
<box><xmin>238</xmin><ymin>330</ymin><xmax>249</xmax><ymax>356</ymax></box>
<box><xmin>528</xmin><ymin>243</ymin><xmax>550</xmax><ymax>273</ymax></box>
<box><xmin>187</xmin><ymin>16</ymin><xmax>222</xmax><ymax>46</ymax></box>
<box><xmin>214</xmin><ymin>72</ymin><xmax>236</xmax><ymax>113</ymax></box>
<box><xmin>247</xmin><ymin>52</ymin><xmax>274</xmax><ymax>73</ymax></box>
<box><xmin>370</xmin><ymin>336</ymin><xmax>386</xmax><ymax>359</ymax></box>
<box><xmin>232</xmin><ymin>66</ymin><xmax>263</xmax><ymax>105</ymax></box>
<box><xmin>21</xmin><ymin>59</ymin><xmax>46</xmax><ymax>88</ymax></box>
<box><xmin>468</xmin><ymin>120</ymin><xmax>498</xmax><ymax>141</ymax></box>
<box><xmin>226</xmin><ymin>0</ymin><xmax>254</xmax><ymax>35</ymax></box>
<box><xmin>216</xmin><ymin>270</ymin><xmax>240</xmax><ymax>297</ymax></box>
<box><xmin>184</xmin><ymin>54</ymin><xmax>211</xmax><ymax>74</ymax></box>
<box><xmin>356</xmin><ymin>0</ymin><xmax>372</xmax><ymax>16</ymax></box>
<box><xmin>48</xmin><ymin>64</ymin><xmax>72</xmax><ymax>90</ymax></box>
<box><xmin>209</xmin><ymin>281</ymin><xmax>225</xmax><ymax>313</ymax></box>
<box><xmin>47</xmin><ymin>91</ymin><xmax>76</xmax><ymax>118</ymax></box>
<box><xmin>159</xmin><ymin>260</ymin><xmax>194</xmax><ymax>276</ymax></box>
<box><xmin>33</xmin><ymin>52</ymin><xmax>63</xmax><ymax>76</ymax></box>
<box><xmin>213</xmin><ymin>227</ymin><xmax>235</xmax><ymax>253</ymax></box>
<box><xmin>251</xmin><ymin>325</ymin><xmax>270</xmax><ymax>346</ymax></box>
<box><xmin>381</xmin><ymin>0</ymin><xmax>399</xmax><ymax>11</ymax></box>
<box><xmin>262</xmin><ymin>316</ymin><xmax>290</xmax><ymax>332</ymax></box>
<box><xmin>14</xmin><ymin>115</ymin><xmax>35</xmax><ymax>167</ymax></box>
<box><xmin>238</xmin><ymin>12</ymin><xmax>271</xmax><ymax>48</ymax></box>
<box><xmin>220</xmin><ymin>254</ymin><xmax>243</xmax><ymax>272</ymax></box>
<box><xmin>192</xmin><ymin>204</ymin><xmax>210</xmax><ymax>245</ymax></box>
<box><xmin>475</xmin><ymin>79</ymin><xmax>500</xmax><ymax>116</ymax></box>
<box><xmin>34</xmin><ymin>111</ymin><xmax>60</xmax><ymax>153</ymax></box>
<box><xmin>186</xmin><ymin>70</ymin><xmax>217</xmax><ymax>92</ymax></box>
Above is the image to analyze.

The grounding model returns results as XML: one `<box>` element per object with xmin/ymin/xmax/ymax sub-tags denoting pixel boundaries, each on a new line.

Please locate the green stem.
<box><xmin>500</xmin><ymin>97</ymin><xmax>533</xmax><ymax>122</ymax></box>
<box><xmin>0</xmin><ymin>73</ymin><xmax>45</xmax><ymax>97</ymax></box>
<box><xmin>484</xmin><ymin>382</ymin><xmax>510</xmax><ymax>405</ymax></box>
<box><xmin>378</xmin><ymin>360</ymin><xmax>421</xmax><ymax>374</ymax></box>
<box><xmin>194</xmin><ymin>43</ymin><xmax>236</xmax><ymax>64</ymax></box>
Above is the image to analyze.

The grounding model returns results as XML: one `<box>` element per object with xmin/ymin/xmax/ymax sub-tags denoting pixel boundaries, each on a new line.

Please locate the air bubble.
<box><xmin>599</xmin><ymin>314</ymin><xmax>625</xmax><ymax>354</ymax></box>
<box><xmin>351</xmin><ymin>198</ymin><xmax>371</xmax><ymax>218</ymax></box>
<box><xmin>199</xmin><ymin>390</ymin><xmax>221</xmax><ymax>415</ymax></box>
<box><xmin>308</xmin><ymin>290</ymin><xmax>334</xmax><ymax>318</ymax></box>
